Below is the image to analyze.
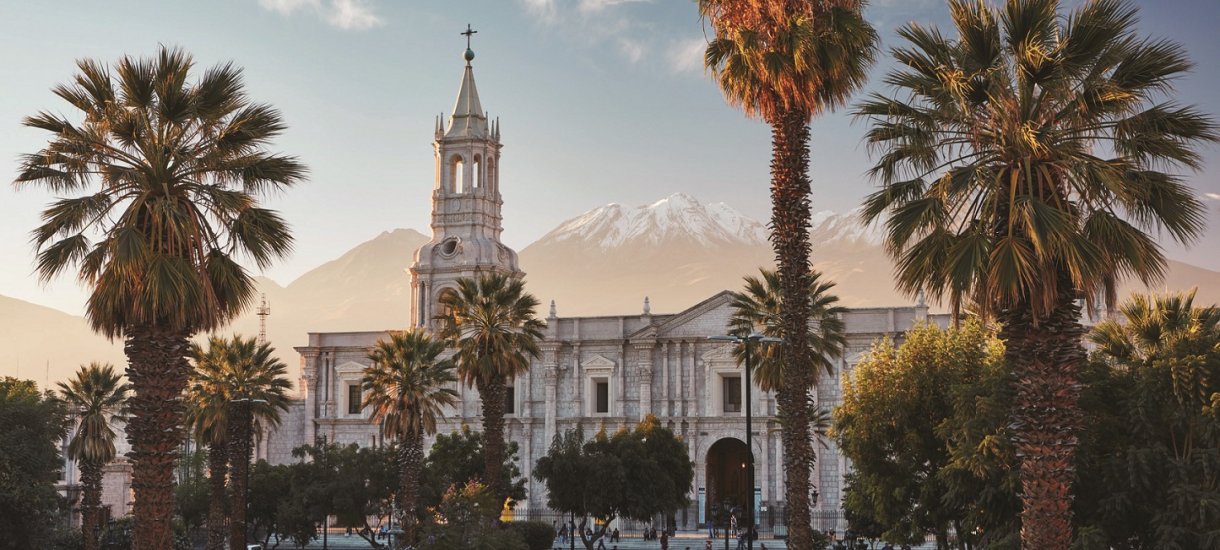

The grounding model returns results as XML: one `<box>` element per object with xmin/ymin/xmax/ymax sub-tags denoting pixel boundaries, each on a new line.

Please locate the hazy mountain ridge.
<box><xmin>4</xmin><ymin>194</ymin><xmax>1220</xmax><ymax>388</ymax></box>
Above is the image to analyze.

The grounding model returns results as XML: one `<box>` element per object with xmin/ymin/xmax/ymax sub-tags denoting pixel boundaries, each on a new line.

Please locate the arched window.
<box><xmin>473</xmin><ymin>155</ymin><xmax>483</xmax><ymax>189</ymax></box>
<box><xmin>487</xmin><ymin>157</ymin><xmax>496</xmax><ymax>193</ymax></box>
<box><xmin>449</xmin><ymin>155</ymin><xmax>465</xmax><ymax>193</ymax></box>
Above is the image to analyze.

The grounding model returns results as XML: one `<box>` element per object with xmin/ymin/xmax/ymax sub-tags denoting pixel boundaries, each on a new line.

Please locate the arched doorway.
<box><xmin>706</xmin><ymin>438</ymin><xmax>750</xmax><ymax>530</ymax></box>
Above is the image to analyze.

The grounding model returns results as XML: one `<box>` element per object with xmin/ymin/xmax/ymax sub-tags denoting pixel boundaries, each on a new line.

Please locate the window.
<box><xmin>594</xmin><ymin>379</ymin><xmax>609</xmax><ymax>414</ymax></box>
<box><xmin>348</xmin><ymin>384</ymin><xmax>362</xmax><ymax>415</ymax></box>
<box><xmin>504</xmin><ymin>385</ymin><xmax>515</xmax><ymax>415</ymax></box>
<box><xmin>723</xmin><ymin>376</ymin><xmax>742</xmax><ymax>413</ymax></box>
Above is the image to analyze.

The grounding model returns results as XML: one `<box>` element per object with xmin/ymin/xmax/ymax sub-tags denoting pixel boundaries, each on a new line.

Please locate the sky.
<box><xmin>1</xmin><ymin>0</ymin><xmax>1218</xmax><ymax>316</ymax></box>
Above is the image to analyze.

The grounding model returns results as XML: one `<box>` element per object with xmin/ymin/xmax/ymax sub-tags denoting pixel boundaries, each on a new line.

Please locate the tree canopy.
<box><xmin>0</xmin><ymin>378</ymin><xmax>69</xmax><ymax>550</ymax></box>
<box><xmin>533</xmin><ymin>416</ymin><xmax>693</xmax><ymax>550</ymax></box>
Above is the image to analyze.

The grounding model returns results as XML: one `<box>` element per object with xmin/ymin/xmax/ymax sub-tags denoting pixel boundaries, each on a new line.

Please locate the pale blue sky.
<box><xmin>2</xmin><ymin>0</ymin><xmax>1217</xmax><ymax>315</ymax></box>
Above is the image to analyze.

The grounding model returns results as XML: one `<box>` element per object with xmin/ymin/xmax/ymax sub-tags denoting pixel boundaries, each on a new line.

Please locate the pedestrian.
<box><xmin>661</xmin><ymin>529</ymin><xmax>669</xmax><ymax>550</ymax></box>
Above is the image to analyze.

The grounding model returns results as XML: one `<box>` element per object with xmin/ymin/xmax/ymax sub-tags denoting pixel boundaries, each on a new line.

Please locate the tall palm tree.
<box><xmin>699</xmin><ymin>3</ymin><xmax>877</xmax><ymax>545</ymax></box>
<box><xmin>189</xmin><ymin>335</ymin><xmax>292</xmax><ymax>550</ymax></box>
<box><xmin>363</xmin><ymin>330</ymin><xmax>459</xmax><ymax>546</ymax></box>
<box><xmin>728</xmin><ymin>268</ymin><xmax>847</xmax><ymax>393</ymax></box>
<box><xmin>185</xmin><ymin>346</ymin><xmax>232</xmax><ymax>550</ymax></box>
<box><xmin>57</xmin><ymin>363</ymin><xmax>129</xmax><ymax>550</ymax></box>
<box><xmin>15</xmin><ymin>47</ymin><xmax>305</xmax><ymax>550</ymax></box>
<box><xmin>437</xmin><ymin>274</ymin><xmax>544</xmax><ymax>504</ymax></box>
<box><xmin>854</xmin><ymin>1</ymin><xmax>1216</xmax><ymax>547</ymax></box>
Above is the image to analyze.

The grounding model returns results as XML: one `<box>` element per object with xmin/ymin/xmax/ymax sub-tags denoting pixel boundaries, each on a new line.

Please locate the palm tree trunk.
<box><xmin>476</xmin><ymin>377</ymin><xmax>507</xmax><ymax>505</ymax></box>
<box><xmin>998</xmin><ymin>269</ymin><xmax>1084</xmax><ymax>550</ymax></box>
<box><xmin>124</xmin><ymin>324</ymin><xmax>192</xmax><ymax>550</ymax></box>
<box><xmin>206</xmin><ymin>441</ymin><xmax>229</xmax><ymax>550</ymax></box>
<box><xmin>769</xmin><ymin>107</ymin><xmax>817</xmax><ymax>548</ymax></box>
<box><xmin>81</xmin><ymin>459</ymin><xmax>103</xmax><ymax>550</ymax></box>
<box><xmin>397</xmin><ymin>431</ymin><xmax>424</xmax><ymax>548</ymax></box>
<box><xmin>228</xmin><ymin>401</ymin><xmax>254</xmax><ymax>550</ymax></box>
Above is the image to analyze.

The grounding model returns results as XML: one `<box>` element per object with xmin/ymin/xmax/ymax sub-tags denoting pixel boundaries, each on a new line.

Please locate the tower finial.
<box><xmin>461</xmin><ymin>24</ymin><xmax>477</xmax><ymax>65</ymax></box>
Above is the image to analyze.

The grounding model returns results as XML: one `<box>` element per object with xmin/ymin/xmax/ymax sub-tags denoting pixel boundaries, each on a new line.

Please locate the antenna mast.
<box><xmin>257</xmin><ymin>294</ymin><xmax>271</xmax><ymax>345</ymax></box>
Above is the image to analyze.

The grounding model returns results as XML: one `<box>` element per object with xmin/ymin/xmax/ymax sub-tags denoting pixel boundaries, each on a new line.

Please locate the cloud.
<box><xmin>579</xmin><ymin>0</ymin><xmax>651</xmax><ymax>13</ymax></box>
<box><xmin>1204</xmin><ymin>192</ymin><xmax>1220</xmax><ymax>201</ymax></box>
<box><xmin>517</xmin><ymin>0</ymin><xmax>674</xmax><ymax>67</ymax></box>
<box><xmin>618</xmin><ymin>38</ymin><xmax>645</xmax><ymax>64</ymax></box>
<box><xmin>257</xmin><ymin>0</ymin><xmax>383</xmax><ymax>30</ymax></box>
<box><xmin>670</xmin><ymin>37</ymin><xmax>706</xmax><ymax>74</ymax></box>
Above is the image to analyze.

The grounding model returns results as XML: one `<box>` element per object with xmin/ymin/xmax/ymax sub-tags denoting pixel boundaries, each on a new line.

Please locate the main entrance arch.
<box><xmin>705</xmin><ymin>437</ymin><xmax>750</xmax><ymax>528</ymax></box>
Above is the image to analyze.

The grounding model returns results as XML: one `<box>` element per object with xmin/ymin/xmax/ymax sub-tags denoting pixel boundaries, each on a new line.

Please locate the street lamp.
<box><xmin>709</xmin><ymin>332</ymin><xmax>779</xmax><ymax>550</ymax></box>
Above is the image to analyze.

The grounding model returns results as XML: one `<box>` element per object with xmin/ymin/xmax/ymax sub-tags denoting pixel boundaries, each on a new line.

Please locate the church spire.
<box><xmin>447</xmin><ymin>24</ymin><xmax>488</xmax><ymax>139</ymax></box>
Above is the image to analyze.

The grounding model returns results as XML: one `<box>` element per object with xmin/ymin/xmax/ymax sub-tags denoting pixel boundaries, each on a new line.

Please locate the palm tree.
<box><xmin>189</xmin><ymin>335</ymin><xmax>292</xmax><ymax>550</ymax></box>
<box><xmin>1090</xmin><ymin>289</ymin><xmax>1220</xmax><ymax>414</ymax></box>
<box><xmin>437</xmin><ymin>274</ymin><xmax>544</xmax><ymax>504</ymax></box>
<box><xmin>57</xmin><ymin>363</ymin><xmax>129</xmax><ymax>550</ymax></box>
<box><xmin>728</xmin><ymin>268</ymin><xmax>847</xmax><ymax>393</ymax></box>
<box><xmin>185</xmin><ymin>346</ymin><xmax>231</xmax><ymax>550</ymax></box>
<box><xmin>854</xmin><ymin>1</ymin><xmax>1216</xmax><ymax>547</ymax></box>
<box><xmin>15</xmin><ymin>47</ymin><xmax>305</xmax><ymax>549</ymax></box>
<box><xmin>699</xmin><ymin>3</ymin><xmax>877</xmax><ymax>545</ymax></box>
<box><xmin>363</xmin><ymin>330</ymin><xmax>459</xmax><ymax>546</ymax></box>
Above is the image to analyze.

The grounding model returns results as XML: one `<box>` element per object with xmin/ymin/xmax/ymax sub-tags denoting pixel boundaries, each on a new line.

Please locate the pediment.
<box><xmin>335</xmin><ymin>361</ymin><xmax>368</xmax><ymax>375</ymax></box>
<box><xmin>581</xmin><ymin>354</ymin><xmax>616</xmax><ymax>372</ymax></box>
<box><xmin>655</xmin><ymin>291</ymin><xmax>736</xmax><ymax>338</ymax></box>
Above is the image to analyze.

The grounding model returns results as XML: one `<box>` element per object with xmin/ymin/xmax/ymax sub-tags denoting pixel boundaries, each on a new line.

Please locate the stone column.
<box><xmin>675</xmin><ymin>342</ymin><xmax>684</xmax><ymax>417</ymax></box>
<box><xmin>302</xmin><ymin>350</ymin><xmax>319</xmax><ymax>443</ymax></box>
<box><xmin>761</xmin><ymin>430</ymin><xmax>770</xmax><ymax>502</ymax></box>
<box><xmin>685</xmin><ymin>341</ymin><xmax>697</xmax><ymax>417</ymax></box>
<box><xmin>634</xmin><ymin>341</ymin><xmax>655</xmax><ymax>419</ymax></box>
<box><xmin>661</xmin><ymin>342</ymin><xmax>670</xmax><ymax>416</ymax></box>
<box><xmin>541</xmin><ymin>344</ymin><xmax>560</xmax><ymax>446</ymax></box>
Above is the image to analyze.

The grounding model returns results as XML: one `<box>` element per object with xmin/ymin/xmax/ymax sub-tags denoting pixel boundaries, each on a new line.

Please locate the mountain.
<box><xmin>519</xmin><ymin>194</ymin><xmax>778</xmax><ymax>315</ymax></box>
<box><xmin>0</xmin><ymin>294</ymin><xmax>125</xmax><ymax>389</ymax></box>
<box><xmin>5</xmin><ymin>194</ymin><xmax>1220</xmax><ymax>389</ymax></box>
<box><xmin>518</xmin><ymin>194</ymin><xmax>908</xmax><ymax>314</ymax></box>
<box><xmin>222</xmin><ymin>229</ymin><xmax>431</xmax><ymax>367</ymax></box>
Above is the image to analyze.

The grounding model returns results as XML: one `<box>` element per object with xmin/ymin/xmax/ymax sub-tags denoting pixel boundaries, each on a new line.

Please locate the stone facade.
<box><xmin>268</xmin><ymin>51</ymin><xmax>953</xmax><ymax>533</ymax></box>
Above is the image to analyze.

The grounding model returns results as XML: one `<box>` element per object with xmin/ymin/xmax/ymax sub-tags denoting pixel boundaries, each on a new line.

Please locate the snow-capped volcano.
<box><xmin>538</xmin><ymin>193</ymin><xmax>768</xmax><ymax>248</ymax></box>
<box><xmin>538</xmin><ymin>192</ymin><xmax>883</xmax><ymax>250</ymax></box>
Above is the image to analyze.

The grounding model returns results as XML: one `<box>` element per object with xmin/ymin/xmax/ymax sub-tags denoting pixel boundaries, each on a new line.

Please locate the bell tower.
<box><xmin>409</xmin><ymin>27</ymin><xmax>522</xmax><ymax>330</ymax></box>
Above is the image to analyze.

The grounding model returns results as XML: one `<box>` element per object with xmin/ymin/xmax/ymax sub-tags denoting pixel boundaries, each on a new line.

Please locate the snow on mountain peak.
<box><xmin>538</xmin><ymin>194</ymin><xmax>880</xmax><ymax>249</ymax></box>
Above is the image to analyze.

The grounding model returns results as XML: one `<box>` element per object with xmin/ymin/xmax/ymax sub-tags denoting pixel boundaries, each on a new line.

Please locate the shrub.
<box><xmin>508</xmin><ymin>521</ymin><xmax>555</xmax><ymax>550</ymax></box>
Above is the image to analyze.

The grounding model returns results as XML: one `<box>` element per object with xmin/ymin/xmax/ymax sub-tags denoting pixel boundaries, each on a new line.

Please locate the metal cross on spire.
<box><xmin>462</xmin><ymin>24</ymin><xmax>477</xmax><ymax>49</ymax></box>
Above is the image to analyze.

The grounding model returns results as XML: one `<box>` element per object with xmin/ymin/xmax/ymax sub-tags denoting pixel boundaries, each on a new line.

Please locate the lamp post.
<box><xmin>709</xmin><ymin>332</ymin><xmax>779</xmax><ymax>550</ymax></box>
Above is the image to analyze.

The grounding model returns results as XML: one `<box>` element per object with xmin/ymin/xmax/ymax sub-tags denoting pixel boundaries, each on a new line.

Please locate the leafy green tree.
<box><xmin>698</xmin><ymin>2</ymin><xmax>878</xmax><ymax>543</ymax></box>
<box><xmin>189</xmin><ymin>335</ymin><xmax>292</xmax><ymax>550</ymax></box>
<box><xmin>290</xmin><ymin>441</ymin><xmax>395</xmax><ymax>549</ymax></box>
<box><xmin>57</xmin><ymin>363</ymin><xmax>129</xmax><ymax>550</ymax></box>
<box><xmin>855</xmin><ymin>1</ymin><xmax>1217</xmax><ymax>546</ymax></box>
<box><xmin>16</xmin><ymin>46</ymin><xmax>306</xmax><ymax>550</ymax></box>
<box><xmin>728</xmin><ymin>268</ymin><xmax>846</xmax><ymax>392</ymax></box>
<box><xmin>1075</xmin><ymin>290</ymin><xmax>1220</xmax><ymax>548</ymax></box>
<box><xmin>246</xmin><ymin>460</ymin><xmax>291</xmax><ymax>548</ymax></box>
<box><xmin>420</xmin><ymin>481</ymin><xmax>527</xmax><ymax>550</ymax></box>
<box><xmin>0</xmin><ymin>377</ymin><xmax>69</xmax><ymax>549</ymax></box>
<box><xmin>420</xmin><ymin>425</ymin><xmax>528</xmax><ymax>516</ymax></box>
<box><xmin>363</xmin><ymin>329</ymin><xmax>459</xmax><ymax>545</ymax></box>
<box><xmin>437</xmin><ymin>274</ymin><xmax>544</xmax><ymax>502</ymax></box>
<box><xmin>534</xmin><ymin>419</ymin><xmax>693</xmax><ymax>550</ymax></box>
<box><xmin>174</xmin><ymin>446</ymin><xmax>211</xmax><ymax>541</ymax></box>
<box><xmin>836</xmin><ymin>322</ymin><xmax>1015</xmax><ymax>549</ymax></box>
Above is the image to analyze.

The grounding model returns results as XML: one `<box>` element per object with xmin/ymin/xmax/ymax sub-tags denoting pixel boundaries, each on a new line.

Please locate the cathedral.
<box><xmin>253</xmin><ymin>45</ymin><xmax>950</xmax><ymax>535</ymax></box>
